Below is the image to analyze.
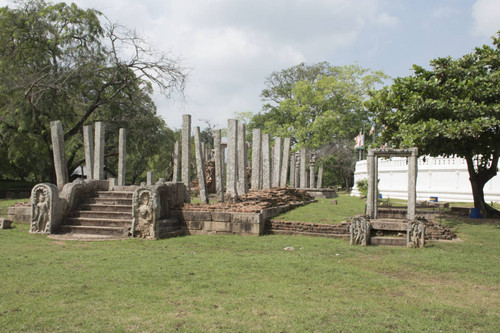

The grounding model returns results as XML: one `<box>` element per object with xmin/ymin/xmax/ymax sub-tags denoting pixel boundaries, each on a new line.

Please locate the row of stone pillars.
<box><xmin>174</xmin><ymin>115</ymin><xmax>324</xmax><ymax>204</ymax></box>
<box><xmin>50</xmin><ymin>120</ymin><xmax>127</xmax><ymax>191</ymax></box>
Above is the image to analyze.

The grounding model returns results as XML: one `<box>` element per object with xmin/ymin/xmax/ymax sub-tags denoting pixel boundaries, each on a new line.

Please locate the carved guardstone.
<box><xmin>407</xmin><ymin>220</ymin><xmax>425</xmax><ymax>248</ymax></box>
<box><xmin>132</xmin><ymin>188</ymin><xmax>157</xmax><ymax>239</ymax></box>
<box><xmin>350</xmin><ymin>216</ymin><xmax>370</xmax><ymax>246</ymax></box>
<box><xmin>30</xmin><ymin>183</ymin><xmax>58</xmax><ymax>234</ymax></box>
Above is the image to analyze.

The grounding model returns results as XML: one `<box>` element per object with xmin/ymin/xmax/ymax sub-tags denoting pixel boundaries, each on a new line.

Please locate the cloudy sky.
<box><xmin>2</xmin><ymin>0</ymin><xmax>499</xmax><ymax>130</ymax></box>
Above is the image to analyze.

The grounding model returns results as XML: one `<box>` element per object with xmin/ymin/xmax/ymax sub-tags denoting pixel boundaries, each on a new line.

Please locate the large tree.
<box><xmin>368</xmin><ymin>33</ymin><xmax>500</xmax><ymax>217</ymax></box>
<box><xmin>251</xmin><ymin>63</ymin><xmax>386</xmax><ymax>148</ymax></box>
<box><xmin>0</xmin><ymin>0</ymin><xmax>187</xmax><ymax>182</ymax></box>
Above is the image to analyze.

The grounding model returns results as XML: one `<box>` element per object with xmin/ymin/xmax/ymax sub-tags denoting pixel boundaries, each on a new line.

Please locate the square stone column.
<box><xmin>194</xmin><ymin>126</ymin><xmax>208</xmax><ymax>204</ymax></box>
<box><xmin>271</xmin><ymin>137</ymin><xmax>282</xmax><ymax>188</ymax></box>
<box><xmin>280</xmin><ymin>138</ymin><xmax>291</xmax><ymax>187</ymax></box>
<box><xmin>172</xmin><ymin>140</ymin><xmax>180</xmax><ymax>183</ymax></box>
<box><xmin>214</xmin><ymin>129</ymin><xmax>224</xmax><ymax>202</ymax></box>
<box><xmin>50</xmin><ymin>120</ymin><xmax>69</xmax><ymax>190</ymax></box>
<box><xmin>118</xmin><ymin>128</ymin><xmax>126</xmax><ymax>186</ymax></box>
<box><xmin>366</xmin><ymin>152</ymin><xmax>377</xmax><ymax>218</ymax></box>
<box><xmin>299</xmin><ymin>148</ymin><xmax>307</xmax><ymax>189</ymax></box>
<box><xmin>261</xmin><ymin>133</ymin><xmax>271</xmax><ymax>190</ymax></box>
<box><xmin>83</xmin><ymin>125</ymin><xmax>94</xmax><ymax>180</ymax></box>
<box><xmin>181</xmin><ymin>114</ymin><xmax>191</xmax><ymax>203</ymax></box>
<box><xmin>289</xmin><ymin>153</ymin><xmax>296</xmax><ymax>188</ymax></box>
<box><xmin>408</xmin><ymin>150</ymin><xmax>418</xmax><ymax>220</ymax></box>
<box><xmin>93</xmin><ymin>122</ymin><xmax>105</xmax><ymax>180</ymax></box>
<box><xmin>147</xmin><ymin>171</ymin><xmax>154</xmax><ymax>186</ymax></box>
<box><xmin>309</xmin><ymin>153</ymin><xmax>316</xmax><ymax>189</ymax></box>
<box><xmin>251</xmin><ymin>128</ymin><xmax>262</xmax><ymax>190</ymax></box>
<box><xmin>225</xmin><ymin>119</ymin><xmax>238</xmax><ymax>201</ymax></box>
<box><xmin>317</xmin><ymin>165</ymin><xmax>323</xmax><ymax>189</ymax></box>
<box><xmin>294</xmin><ymin>152</ymin><xmax>300</xmax><ymax>188</ymax></box>
<box><xmin>237</xmin><ymin>122</ymin><xmax>248</xmax><ymax>195</ymax></box>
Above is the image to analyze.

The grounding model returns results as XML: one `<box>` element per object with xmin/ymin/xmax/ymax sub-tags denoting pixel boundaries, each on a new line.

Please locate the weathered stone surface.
<box><xmin>407</xmin><ymin>220</ymin><xmax>425</xmax><ymax>248</ymax></box>
<box><xmin>349</xmin><ymin>215</ymin><xmax>370</xmax><ymax>246</ymax></box>
<box><xmin>172</xmin><ymin>140</ymin><xmax>180</xmax><ymax>183</ymax></box>
<box><xmin>214</xmin><ymin>130</ymin><xmax>224</xmax><ymax>202</ymax></box>
<box><xmin>262</xmin><ymin>133</ymin><xmax>271</xmax><ymax>190</ymax></box>
<box><xmin>118</xmin><ymin>128</ymin><xmax>126</xmax><ymax>186</ymax></box>
<box><xmin>226</xmin><ymin>119</ymin><xmax>238</xmax><ymax>201</ymax></box>
<box><xmin>251</xmin><ymin>128</ymin><xmax>262</xmax><ymax>190</ymax></box>
<box><xmin>237</xmin><ymin>122</ymin><xmax>248</xmax><ymax>195</ymax></box>
<box><xmin>30</xmin><ymin>183</ymin><xmax>61</xmax><ymax>234</ymax></box>
<box><xmin>182</xmin><ymin>114</ymin><xmax>192</xmax><ymax>203</ymax></box>
<box><xmin>371</xmin><ymin>237</ymin><xmax>406</xmax><ymax>246</ymax></box>
<box><xmin>147</xmin><ymin>172</ymin><xmax>154</xmax><ymax>186</ymax></box>
<box><xmin>83</xmin><ymin>125</ymin><xmax>94</xmax><ymax>180</ymax></box>
<box><xmin>317</xmin><ymin>165</ymin><xmax>323</xmax><ymax>189</ymax></box>
<box><xmin>300</xmin><ymin>148</ymin><xmax>307</xmax><ymax>189</ymax></box>
<box><xmin>211</xmin><ymin>212</ymin><xmax>232</xmax><ymax>222</ymax></box>
<box><xmin>289</xmin><ymin>153</ymin><xmax>296</xmax><ymax>188</ymax></box>
<box><xmin>294</xmin><ymin>152</ymin><xmax>300</xmax><ymax>188</ymax></box>
<box><xmin>194</xmin><ymin>126</ymin><xmax>208</xmax><ymax>204</ymax></box>
<box><xmin>93</xmin><ymin>122</ymin><xmax>105</xmax><ymax>181</ymax></box>
<box><xmin>0</xmin><ymin>218</ymin><xmax>12</xmax><ymax>229</ymax></box>
<box><xmin>280</xmin><ymin>138</ymin><xmax>291</xmax><ymax>187</ymax></box>
<box><xmin>309</xmin><ymin>153</ymin><xmax>316</xmax><ymax>189</ymax></box>
<box><xmin>370</xmin><ymin>220</ymin><xmax>407</xmax><ymax>231</ymax></box>
<box><xmin>50</xmin><ymin>120</ymin><xmax>69</xmax><ymax>190</ymax></box>
<box><xmin>272</xmin><ymin>137</ymin><xmax>282</xmax><ymax>188</ymax></box>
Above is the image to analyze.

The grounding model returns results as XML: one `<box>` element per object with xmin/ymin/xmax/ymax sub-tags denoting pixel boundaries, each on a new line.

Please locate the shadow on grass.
<box><xmin>437</xmin><ymin>213</ymin><xmax>500</xmax><ymax>228</ymax></box>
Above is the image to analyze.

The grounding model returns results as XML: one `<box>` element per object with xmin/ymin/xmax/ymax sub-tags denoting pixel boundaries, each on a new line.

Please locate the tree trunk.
<box><xmin>465</xmin><ymin>155</ymin><xmax>500</xmax><ymax>218</ymax></box>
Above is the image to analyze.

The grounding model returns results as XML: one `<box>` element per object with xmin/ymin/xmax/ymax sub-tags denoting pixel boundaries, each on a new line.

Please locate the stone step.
<box><xmin>370</xmin><ymin>236</ymin><xmax>407</xmax><ymax>246</ymax></box>
<box><xmin>87</xmin><ymin>197</ymin><xmax>133</xmax><ymax>206</ymax></box>
<box><xmin>370</xmin><ymin>219</ymin><xmax>408</xmax><ymax>231</ymax></box>
<box><xmin>64</xmin><ymin>217</ymin><xmax>131</xmax><ymax>228</ymax></box>
<box><xmin>79</xmin><ymin>203</ymin><xmax>132</xmax><ymax>213</ymax></box>
<box><xmin>72</xmin><ymin>210</ymin><xmax>132</xmax><ymax>220</ymax></box>
<box><xmin>95</xmin><ymin>190</ymin><xmax>134</xmax><ymax>198</ymax></box>
<box><xmin>59</xmin><ymin>225</ymin><xmax>130</xmax><ymax>236</ymax></box>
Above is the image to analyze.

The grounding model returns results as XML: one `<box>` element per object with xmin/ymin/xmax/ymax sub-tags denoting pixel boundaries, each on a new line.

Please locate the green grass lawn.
<box><xmin>1</xmin><ymin>197</ymin><xmax>499</xmax><ymax>332</ymax></box>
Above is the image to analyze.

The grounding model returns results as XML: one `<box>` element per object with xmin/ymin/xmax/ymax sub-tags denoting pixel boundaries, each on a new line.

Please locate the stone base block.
<box><xmin>1</xmin><ymin>218</ymin><xmax>13</xmax><ymax>229</ymax></box>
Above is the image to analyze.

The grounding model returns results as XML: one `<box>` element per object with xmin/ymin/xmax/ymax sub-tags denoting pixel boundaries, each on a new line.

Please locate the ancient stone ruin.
<box><xmin>350</xmin><ymin>148</ymin><xmax>426</xmax><ymax>247</ymax></box>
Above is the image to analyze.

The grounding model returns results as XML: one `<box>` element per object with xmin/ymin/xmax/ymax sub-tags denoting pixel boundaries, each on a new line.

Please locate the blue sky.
<box><xmin>2</xmin><ymin>0</ymin><xmax>499</xmax><ymax>130</ymax></box>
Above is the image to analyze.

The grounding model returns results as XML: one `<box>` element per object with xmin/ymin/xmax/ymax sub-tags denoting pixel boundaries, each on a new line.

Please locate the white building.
<box><xmin>351</xmin><ymin>156</ymin><xmax>500</xmax><ymax>203</ymax></box>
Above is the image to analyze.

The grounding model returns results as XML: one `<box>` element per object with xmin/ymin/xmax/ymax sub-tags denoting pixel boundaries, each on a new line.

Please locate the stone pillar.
<box><xmin>261</xmin><ymin>133</ymin><xmax>271</xmax><ymax>190</ymax></box>
<box><xmin>280</xmin><ymin>138</ymin><xmax>291</xmax><ymax>187</ymax></box>
<box><xmin>83</xmin><ymin>125</ymin><xmax>94</xmax><ymax>180</ymax></box>
<box><xmin>226</xmin><ymin>119</ymin><xmax>238</xmax><ymax>201</ymax></box>
<box><xmin>50</xmin><ymin>120</ymin><xmax>69</xmax><ymax>191</ymax></box>
<box><xmin>366</xmin><ymin>151</ymin><xmax>377</xmax><ymax>218</ymax></box>
<box><xmin>251</xmin><ymin>128</ymin><xmax>262</xmax><ymax>190</ymax></box>
<box><xmin>294</xmin><ymin>152</ymin><xmax>300</xmax><ymax>188</ymax></box>
<box><xmin>299</xmin><ymin>148</ymin><xmax>307</xmax><ymax>189</ymax></box>
<box><xmin>93</xmin><ymin>122</ymin><xmax>105</xmax><ymax>180</ymax></box>
<box><xmin>147</xmin><ymin>171</ymin><xmax>154</xmax><ymax>186</ymax></box>
<box><xmin>194</xmin><ymin>126</ymin><xmax>208</xmax><ymax>204</ymax></box>
<box><xmin>317</xmin><ymin>165</ymin><xmax>324</xmax><ymax>189</ymax></box>
<box><xmin>271</xmin><ymin>137</ymin><xmax>282</xmax><ymax>188</ymax></box>
<box><xmin>181</xmin><ymin>114</ymin><xmax>191</xmax><ymax>203</ymax></box>
<box><xmin>118</xmin><ymin>128</ymin><xmax>126</xmax><ymax>186</ymax></box>
<box><xmin>214</xmin><ymin>129</ymin><xmax>224</xmax><ymax>202</ymax></box>
<box><xmin>237</xmin><ymin>122</ymin><xmax>248</xmax><ymax>195</ymax></box>
<box><xmin>309</xmin><ymin>153</ymin><xmax>316</xmax><ymax>189</ymax></box>
<box><xmin>172</xmin><ymin>140</ymin><xmax>180</xmax><ymax>183</ymax></box>
<box><xmin>408</xmin><ymin>148</ymin><xmax>418</xmax><ymax>220</ymax></box>
<box><xmin>289</xmin><ymin>153</ymin><xmax>296</xmax><ymax>188</ymax></box>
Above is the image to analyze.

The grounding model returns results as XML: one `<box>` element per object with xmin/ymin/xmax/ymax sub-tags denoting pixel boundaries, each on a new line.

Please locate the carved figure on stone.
<box><xmin>350</xmin><ymin>216</ymin><xmax>370</xmax><ymax>246</ymax></box>
<box><xmin>31</xmin><ymin>187</ymin><xmax>50</xmax><ymax>233</ymax></box>
<box><xmin>136</xmin><ymin>191</ymin><xmax>154</xmax><ymax>238</ymax></box>
<box><xmin>407</xmin><ymin>221</ymin><xmax>425</xmax><ymax>248</ymax></box>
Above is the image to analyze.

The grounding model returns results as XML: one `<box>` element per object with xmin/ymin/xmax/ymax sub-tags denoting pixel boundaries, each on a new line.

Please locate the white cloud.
<box><xmin>472</xmin><ymin>0</ymin><xmax>500</xmax><ymax>37</ymax></box>
<box><xmin>374</xmin><ymin>12</ymin><xmax>399</xmax><ymax>27</ymax></box>
<box><xmin>432</xmin><ymin>6</ymin><xmax>460</xmax><ymax>19</ymax></box>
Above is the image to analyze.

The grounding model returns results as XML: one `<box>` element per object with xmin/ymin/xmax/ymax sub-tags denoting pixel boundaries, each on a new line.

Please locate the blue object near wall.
<box><xmin>469</xmin><ymin>208</ymin><xmax>482</xmax><ymax>219</ymax></box>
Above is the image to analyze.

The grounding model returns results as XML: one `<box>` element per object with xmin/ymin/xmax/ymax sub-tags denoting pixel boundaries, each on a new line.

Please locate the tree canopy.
<box><xmin>0</xmin><ymin>0</ymin><xmax>187</xmax><ymax>183</ymax></box>
<box><xmin>367</xmin><ymin>32</ymin><xmax>500</xmax><ymax>216</ymax></box>
<box><xmin>251</xmin><ymin>63</ymin><xmax>386</xmax><ymax>149</ymax></box>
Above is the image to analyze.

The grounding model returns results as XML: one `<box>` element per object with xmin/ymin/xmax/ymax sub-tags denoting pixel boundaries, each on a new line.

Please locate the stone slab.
<box><xmin>370</xmin><ymin>236</ymin><xmax>407</xmax><ymax>246</ymax></box>
<box><xmin>370</xmin><ymin>220</ymin><xmax>408</xmax><ymax>231</ymax></box>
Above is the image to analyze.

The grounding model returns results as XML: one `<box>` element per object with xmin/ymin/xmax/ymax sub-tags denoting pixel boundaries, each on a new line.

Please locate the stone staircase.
<box><xmin>60</xmin><ymin>191</ymin><xmax>134</xmax><ymax>238</ymax></box>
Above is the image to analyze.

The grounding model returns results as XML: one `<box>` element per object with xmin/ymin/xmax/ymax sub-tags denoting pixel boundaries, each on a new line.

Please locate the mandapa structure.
<box><xmin>350</xmin><ymin>148</ymin><xmax>426</xmax><ymax>248</ymax></box>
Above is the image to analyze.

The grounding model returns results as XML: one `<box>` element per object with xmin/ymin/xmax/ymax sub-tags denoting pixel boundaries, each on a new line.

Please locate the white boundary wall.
<box><xmin>351</xmin><ymin>156</ymin><xmax>500</xmax><ymax>203</ymax></box>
